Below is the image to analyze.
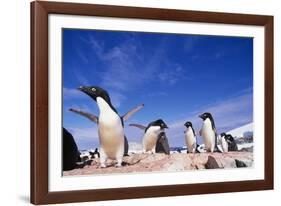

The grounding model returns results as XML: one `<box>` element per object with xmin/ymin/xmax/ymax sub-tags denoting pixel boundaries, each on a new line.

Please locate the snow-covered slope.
<box><xmin>128</xmin><ymin>142</ymin><xmax>143</xmax><ymax>153</ymax></box>
<box><xmin>227</xmin><ymin>122</ymin><xmax>253</xmax><ymax>138</ymax></box>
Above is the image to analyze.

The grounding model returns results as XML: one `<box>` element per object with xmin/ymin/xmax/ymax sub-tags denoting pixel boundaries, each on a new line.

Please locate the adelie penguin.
<box><xmin>199</xmin><ymin>112</ymin><xmax>221</xmax><ymax>153</ymax></box>
<box><xmin>129</xmin><ymin>119</ymin><xmax>170</xmax><ymax>154</ymax></box>
<box><xmin>184</xmin><ymin>121</ymin><xmax>198</xmax><ymax>154</ymax></box>
<box><xmin>220</xmin><ymin>132</ymin><xmax>229</xmax><ymax>153</ymax></box>
<box><xmin>69</xmin><ymin>108</ymin><xmax>135</xmax><ymax>157</ymax></box>
<box><xmin>221</xmin><ymin>133</ymin><xmax>238</xmax><ymax>151</ymax></box>
<box><xmin>89</xmin><ymin>148</ymin><xmax>100</xmax><ymax>159</ymax></box>
<box><xmin>76</xmin><ymin>86</ymin><xmax>144</xmax><ymax>167</ymax></box>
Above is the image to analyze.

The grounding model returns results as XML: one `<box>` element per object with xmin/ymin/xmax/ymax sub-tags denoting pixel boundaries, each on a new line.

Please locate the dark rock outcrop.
<box><xmin>205</xmin><ymin>156</ymin><xmax>221</xmax><ymax>169</ymax></box>
<box><xmin>63</xmin><ymin>128</ymin><xmax>81</xmax><ymax>171</ymax></box>
<box><xmin>235</xmin><ymin>159</ymin><xmax>247</xmax><ymax>167</ymax></box>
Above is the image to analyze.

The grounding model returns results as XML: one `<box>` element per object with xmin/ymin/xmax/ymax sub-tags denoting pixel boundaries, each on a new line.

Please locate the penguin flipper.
<box><xmin>214</xmin><ymin>145</ymin><xmax>222</xmax><ymax>153</ymax></box>
<box><xmin>69</xmin><ymin>108</ymin><xmax>98</xmax><ymax>123</ymax></box>
<box><xmin>214</xmin><ymin>132</ymin><xmax>222</xmax><ymax>153</ymax></box>
<box><xmin>129</xmin><ymin>123</ymin><xmax>146</xmax><ymax>130</ymax></box>
<box><xmin>122</xmin><ymin>104</ymin><xmax>144</xmax><ymax>122</ymax></box>
<box><xmin>124</xmin><ymin>136</ymin><xmax>129</xmax><ymax>156</ymax></box>
<box><xmin>195</xmin><ymin>144</ymin><xmax>201</xmax><ymax>153</ymax></box>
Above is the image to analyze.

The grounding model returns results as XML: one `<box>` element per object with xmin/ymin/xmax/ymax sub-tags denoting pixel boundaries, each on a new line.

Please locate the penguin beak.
<box><xmin>77</xmin><ymin>86</ymin><xmax>85</xmax><ymax>91</ymax></box>
<box><xmin>199</xmin><ymin>114</ymin><xmax>204</xmax><ymax>119</ymax></box>
<box><xmin>162</xmin><ymin>124</ymin><xmax>168</xmax><ymax>129</ymax></box>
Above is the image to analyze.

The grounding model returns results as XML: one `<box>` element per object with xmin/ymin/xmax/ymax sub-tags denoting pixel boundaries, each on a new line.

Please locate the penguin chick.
<box><xmin>155</xmin><ymin>131</ymin><xmax>170</xmax><ymax>155</ymax></box>
<box><xmin>226</xmin><ymin>134</ymin><xmax>238</xmax><ymax>151</ymax></box>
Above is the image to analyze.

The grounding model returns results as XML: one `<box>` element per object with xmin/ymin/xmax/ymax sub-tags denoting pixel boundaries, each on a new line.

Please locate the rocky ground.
<box><xmin>63</xmin><ymin>152</ymin><xmax>253</xmax><ymax>176</ymax></box>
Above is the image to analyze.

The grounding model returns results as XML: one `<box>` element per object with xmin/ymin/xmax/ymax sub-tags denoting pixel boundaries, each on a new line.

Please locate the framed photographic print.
<box><xmin>30</xmin><ymin>1</ymin><xmax>274</xmax><ymax>204</ymax></box>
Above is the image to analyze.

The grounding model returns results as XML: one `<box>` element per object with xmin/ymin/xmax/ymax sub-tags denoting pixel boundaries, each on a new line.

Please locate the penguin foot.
<box><xmin>121</xmin><ymin>161</ymin><xmax>128</xmax><ymax>166</ymax></box>
<box><xmin>115</xmin><ymin>163</ymin><xmax>122</xmax><ymax>167</ymax></box>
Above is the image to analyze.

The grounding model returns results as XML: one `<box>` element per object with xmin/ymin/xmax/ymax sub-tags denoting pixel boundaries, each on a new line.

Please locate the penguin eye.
<box><xmin>91</xmin><ymin>88</ymin><xmax>96</xmax><ymax>92</ymax></box>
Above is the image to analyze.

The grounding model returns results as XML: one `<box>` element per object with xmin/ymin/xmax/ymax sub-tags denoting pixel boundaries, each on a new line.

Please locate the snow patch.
<box><xmin>227</xmin><ymin>122</ymin><xmax>253</xmax><ymax>138</ymax></box>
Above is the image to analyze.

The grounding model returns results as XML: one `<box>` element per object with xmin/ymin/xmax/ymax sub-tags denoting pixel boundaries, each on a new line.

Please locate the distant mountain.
<box><xmin>227</xmin><ymin>122</ymin><xmax>253</xmax><ymax>139</ymax></box>
<box><xmin>226</xmin><ymin>122</ymin><xmax>253</xmax><ymax>148</ymax></box>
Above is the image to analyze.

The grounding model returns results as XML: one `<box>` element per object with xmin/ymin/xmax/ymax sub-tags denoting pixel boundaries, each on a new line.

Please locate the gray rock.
<box><xmin>63</xmin><ymin>128</ymin><xmax>81</xmax><ymax>171</ymax></box>
<box><xmin>205</xmin><ymin>156</ymin><xmax>221</xmax><ymax>169</ymax></box>
<box><xmin>235</xmin><ymin>159</ymin><xmax>247</xmax><ymax>167</ymax></box>
<box><xmin>239</xmin><ymin>146</ymin><xmax>253</xmax><ymax>152</ymax></box>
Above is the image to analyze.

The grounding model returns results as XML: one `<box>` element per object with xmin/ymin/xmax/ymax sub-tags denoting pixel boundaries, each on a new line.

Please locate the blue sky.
<box><xmin>62</xmin><ymin>29</ymin><xmax>253</xmax><ymax>150</ymax></box>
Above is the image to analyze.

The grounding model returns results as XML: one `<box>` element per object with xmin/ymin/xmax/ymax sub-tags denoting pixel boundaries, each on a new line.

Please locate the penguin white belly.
<box><xmin>185</xmin><ymin>129</ymin><xmax>196</xmax><ymax>153</ymax></box>
<box><xmin>201</xmin><ymin>119</ymin><xmax>215</xmax><ymax>152</ymax></box>
<box><xmin>97</xmin><ymin>97</ymin><xmax>124</xmax><ymax>160</ymax></box>
<box><xmin>143</xmin><ymin>126</ymin><xmax>161</xmax><ymax>152</ymax></box>
<box><xmin>221</xmin><ymin>137</ymin><xmax>228</xmax><ymax>152</ymax></box>
<box><xmin>98</xmin><ymin>120</ymin><xmax>124</xmax><ymax>159</ymax></box>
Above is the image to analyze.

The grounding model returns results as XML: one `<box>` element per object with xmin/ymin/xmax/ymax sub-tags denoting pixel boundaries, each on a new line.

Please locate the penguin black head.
<box><xmin>78</xmin><ymin>86</ymin><xmax>111</xmax><ymax>103</ymax></box>
<box><xmin>184</xmin><ymin>121</ymin><xmax>196</xmax><ymax>136</ymax></box>
<box><xmin>150</xmin><ymin>119</ymin><xmax>168</xmax><ymax>129</ymax></box>
<box><xmin>226</xmin><ymin>134</ymin><xmax>235</xmax><ymax>143</ymax></box>
<box><xmin>220</xmin><ymin>132</ymin><xmax>226</xmax><ymax>137</ymax></box>
<box><xmin>184</xmin><ymin>121</ymin><xmax>193</xmax><ymax>128</ymax></box>
<box><xmin>199</xmin><ymin>112</ymin><xmax>216</xmax><ymax>130</ymax></box>
<box><xmin>198</xmin><ymin>112</ymin><xmax>213</xmax><ymax>120</ymax></box>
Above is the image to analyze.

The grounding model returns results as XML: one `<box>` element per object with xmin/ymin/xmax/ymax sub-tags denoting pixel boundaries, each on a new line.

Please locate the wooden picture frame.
<box><xmin>31</xmin><ymin>1</ymin><xmax>274</xmax><ymax>204</ymax></box>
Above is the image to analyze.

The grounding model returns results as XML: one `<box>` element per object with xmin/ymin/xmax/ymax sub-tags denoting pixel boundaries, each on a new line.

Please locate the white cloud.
<box><xmin>67</xmin><ymin>126</ymin><xmax>100</xmax><ymax>150</ymax></box>
<box><xmin>76</xmin><ymin>48</ymin><xmax>89</xmax><ymax>64</ymax></box>
<box><xmin>88</xmin><ymin>35</ymin><xmax>104</xmax><ymax>58</ymax></box>
<box><xmin>142</xmin><ymin>91</ymin><xmax>168</xmax><ymax>98</ymax></box>
<box><xmin>68</xmin><ymin>126</ymin><xmax>99</xmax><ymax>141</ymax></box>
<box><xmin>158</xmin><ymin>65</ymin><xmax>186</xmax><ymax>85</ymax></box>
<box><xmin>63</xmin><ymin>87</ymin><xmax>85</xmax><ymax>99</ymax></box>
<box><xmin>108</xmin><ymin>90</ymin><xmax>126</xmax><ymax>108</ymax></box>
<box><xmin>100</xmin><ymin>43</ymin><xmax>150</xmax><ymax>91</ymax></box>
<box><xmin>84</xmin><ymin>34</ymin><xmax>188</xmax><ymax>92</ymax></box>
